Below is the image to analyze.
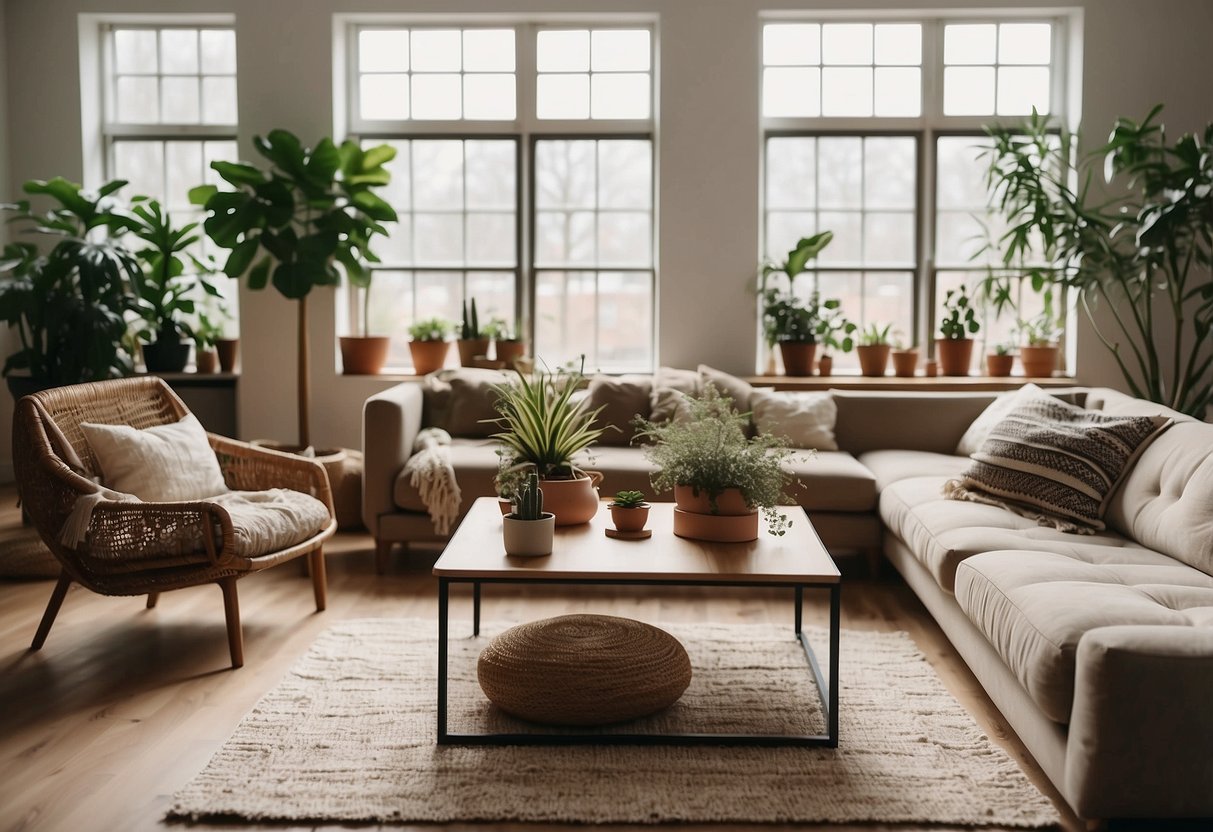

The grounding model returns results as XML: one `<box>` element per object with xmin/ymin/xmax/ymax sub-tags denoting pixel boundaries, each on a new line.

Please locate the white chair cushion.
<box><xmin>211</xmin><ymin>489</ymin><xmax>331</xmax><ymax>558</ymax></box>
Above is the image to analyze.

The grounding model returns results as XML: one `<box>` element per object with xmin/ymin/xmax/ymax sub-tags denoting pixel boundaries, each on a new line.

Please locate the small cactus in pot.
<box><xmin>513</xmin><ymin>473</ymin><xmax>545</xmax><ymax>520</ymax></box>
<box><xmin>609</xmin><ymin>490</ymin><xmax>651</xmax><ymax>533</ymax></box>
<box><xmin>503</xmin><ymin>472</ymin><xmax>555</xmax><ymax>556</ymax></box>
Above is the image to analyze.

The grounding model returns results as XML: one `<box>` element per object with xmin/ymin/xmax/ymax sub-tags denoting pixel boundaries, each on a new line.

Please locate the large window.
<box><xmin>349</xmin><ymin>23</ymin><xmax>655</xmax><ymax>372</ymax></box>
<box><xmin>762</xmin><ymin>16</ymin><xmax>1066</xmax><ymax>372</ymax></box>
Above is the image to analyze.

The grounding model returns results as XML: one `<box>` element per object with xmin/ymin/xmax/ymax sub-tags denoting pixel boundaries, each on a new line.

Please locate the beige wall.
<box><xmin>2</xmin><ymin>0</ymin><xmax>1211</xmax><ymax>470</ymax></box>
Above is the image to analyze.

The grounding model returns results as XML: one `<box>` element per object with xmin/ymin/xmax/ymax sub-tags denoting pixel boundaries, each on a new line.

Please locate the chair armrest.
<box><xmin>209</xmin><ymin>435</ymin><xmax>335</xmax><ymax>518</ymax></box>
<box><xmin>1065</xmin><ymin>625</ymin><xmax>1213</xmax><ymax>819</ymax></box>
<box><xmin>362</xmin><ymin>381</ymin><xmax>424</xmax><ymax>536</ymax></box>
<box><xmin>86</xmin><ymin>500</ymin><xmax>236</xmax><ymax>570</ymax></box>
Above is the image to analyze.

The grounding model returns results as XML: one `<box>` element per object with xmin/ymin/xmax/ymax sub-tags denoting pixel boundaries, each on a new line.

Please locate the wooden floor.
<box><xmin>0</xmin><ymin>492</ymin><xmax>1088</xmax><ymax>832</ymax></box>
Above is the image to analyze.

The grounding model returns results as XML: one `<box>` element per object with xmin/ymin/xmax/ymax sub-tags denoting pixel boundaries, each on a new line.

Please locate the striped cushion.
<box><xmin>944</xmin><ymin>397</ymin><xmax>1171</xmax><ymax>533</ymax></box>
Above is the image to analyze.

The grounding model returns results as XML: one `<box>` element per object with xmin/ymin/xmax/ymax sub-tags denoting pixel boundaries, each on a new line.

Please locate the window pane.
<box><xmin>537</xmin><ymin>30</ymin><xmax>589</xmax><ymax>72</ymax></box>
<box><xmin>466</xmin><ymin>271</ymin><xmax>516</xmax><ymax>328</ymax></box>
<box><xmin>935</xmin><ymin>210</ymin><xmax>988</xmax><ymax>265</ymax></box>
<box><xmin>117</xmin><ymin>76</ymin><xmax>159</xmax><ymax>123</ymax></box>
<box><xmin>596</xmin><ymin>271</ymin><xmax>653</xmax><ymax>369</ymax></box>
<box><xmin>410</xmin><ymin>30</ymin><xmax>461</xmax><ymax>72</ymax></box>
<box><xmin>165</xmin><ymin>141</ymin><xmax>203</xmax><ymax>211</ymax></box>
<box><xmin>411</xmin><ymin>74</ymin><xmax>462</xmax><ymax>119</ymax></box>
<box><xmin>360</xmin><ymin>29</ymin><xmax>409</xmax><ymax>73</ymax></box>
<box><xmin>365</xmin><ymin>271</ymin><xmax>418</xmax><ymax>369</ymax></box>
<box><xmin>822</xmin><ymin>24</ymin><xmax>873</xmax><ymax>65</ymax></box>
<box><xmin>537</xmin><ymin>74</ymin><xmax>589</xmax><ymax>119</ymax></box>
<box><xmin>200</xmin><ymin>29</ymin><xmax>237</xmax><ymax>74</ymax></box>
<box><xmin>598</xmin><ymin>140</ymin><xmax>652</xmax><ymax>209</ymax></box>
<box><xmin>863</xmin><ymin>212</ymin><xmax>914</xmax><ymax>264</ymax></box>
<box><xmin>999</xmin><ymin>23</ymin><xmax>1051</xmax><ymax>64</ymax></box>
<box><xmin>864</xmin><ymin>137</ymin><xmax>915</xmax><ymax>209</ymax></box>
<box><xmin>763</xmin><ymin>67</ymin><xmax>820</xmax><ymax>118</ymax></box>
<box><xmin>201</xmin><ymin>76</ymin><xmax>237</xmax><ymax>124</ymax></box>
<box><xmin>462</xmin><ymin>29</ymin><xmax>514</xmax><ymax>72</ymax></box>
<box><xmin>817</xmin><ymin>138</ymin><xmax>862</xmax><ymax>208</ymax></box>
<box><xmin>943</xmin><ymin>66</ymin><xmax>995</xmax><ymax>115</ymax></box>
<box><xmin>763</xmin><ymin>23</ymin><xmax>820</xmax><ymax>66</ymax></box>
<box><xmin>114</xmin><ymin>29</ymin><xmax>157</xmax><ymax>74</ymax></box>
<box><xmin>536</xmin><ymin>271</ymin><xmax>596</xmax><ymax>366</ymax></box>
<box><xmin>874</xmin><ymin>67</ymin><xmax>920</xmax><ymax>117</ymax></box>
<box><xmin>412</xmin><ymin>141</ymin><xmax>463</xmax><ymax>209</ymax></box>
<box><xmin>997</xmin><ymin>66</ymin><xmax>1050</xmax><ymax>115</ymax></box>
<box><xmin>160</xmin><ymin>29</ymin><xmax>199</xmax><ymax>74</ymax></box>
<box><xmin>874</xmin><ymin>24</ymin><xmax>921</xmax><ymax>65</ymax></box>
<box><xmin>536</xmin><ymin>140</ymin><xmax>595</xmax><ymax>209</ymax></box>
<box><xmin>766</xmin><ymin>137</ymin><xmax>815</xmax><ymax>210</ymax></box>
<box><xmin>816</xmin><ymin>212</ymin><xmax>862</xmax><ymax>264</ymax></box>
<box><xmin>202</xmin><ymin>141</ymin><xmax>238</xmax><ymax>188</ymax></box>
<box><xmin>360</xmin><ymin>74</ymin><xmax>409</xmax><ymax>120</ymax></box>
<box><xmin>936</xmin><ymin>136</ymin><xmax>991</xmax><ymax>209</ymax></box>
<box><xmin>765</xmin><ymin>211</ymin><xmax>815</xmax><ymax>260</ymax></box>
<box><xmin>379</xmin><ymin>139</ymin><xmax>412</xmax><ymax>212</ymax></box>
<box><xmin>944</xmin><ymin>24</ymin><xmax>996</xmax><ymax>64</ymax></box>
<box><xmin>821</xmin><ymin>67</ymin><xmax>873</xmax><ymax>117</ymax></box>
<box><xmin>414</xmin><ymin>213</ymin><xmax>463</xmax><ymax>264</ymax></box>
<box><xmin>113</xmin><ymin>140</ymin><xmax>164</xmax><ymax>200</ymax></box>
<box><xmin>463</xmin><ymin>74</ymin><xmax>515</xmax><ymax>120</ymax></box>
<box><xmin>465</xmin><ymin>140</ymin><xmax>515</xmax><ymax>210</ymax></box>
<box><xmin>591</xmin><ymin>30</ymin><xmax>650</xmax><ymax>71</ymax></box>
<box><xmin>590</xmin><ymin>73</ymin><xmax>650</xmax><ymax>119</ymax></box>
<box><xmin>466</xmin><ymin>213</ymin><xmax>515</xmax><ymax>264</ymax></box>
<box><xmin>161</xmin><ymin>76</ymin><xmax>200</xmax><ymax>122</ymax></box>
<box><xmin>377</xmin><ymin>217</ymin><xmax>413</xmax><ymax>264</ymax></box>
<box><xmin>536</xmin><ymin>211</ymin><xmax>596</xmax><ymax>265</ymax></box>
<box><xmin>416</xmin><ymin>272</ymin><xmax>464</xmax><ymax>329</ymax></box>
<box><xmin>863</xmin><ymin>271</ymin><xmax>914</xmax><ymax>347</ymax></box>
<box><xmin>598</xmin><ymin>212</ymin><xmax>651</xmax><ymax>266</ymax></box>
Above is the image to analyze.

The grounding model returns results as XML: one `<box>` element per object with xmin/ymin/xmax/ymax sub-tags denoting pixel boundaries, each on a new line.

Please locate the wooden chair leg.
<box><xmin>309</xmin><ymin>548</ymin><xmax>327</xmax><ymax>612</ymax></box>
<box><xmin>31</xmin><ymin>572</ymin><xmax>72</xmax><ymax>650</ymax></box>
<box><xmin>218</xmin><ymin>577</ymin><xmax>243</xmax><ymax>669</ymax></box>
<box><xmin>299</xmin><ymin>555</ymin><xmax>311</xmax><ymax>578</ymax></box>
<box><xmin>146</xmin><ymin>592</ymin><xmax>160</xmax><ymax>609</ymax></box>
<box><xmin>374</xmin><ymin>539</ymin><xmax>394</xmax><ymax>574</ymax></box>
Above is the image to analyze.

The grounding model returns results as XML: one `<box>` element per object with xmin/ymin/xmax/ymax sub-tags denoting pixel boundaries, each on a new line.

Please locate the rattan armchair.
<box><xmin>13</xmin><ymin>376</ymin><xmax>337</xmax><ymax>668</ymax></box>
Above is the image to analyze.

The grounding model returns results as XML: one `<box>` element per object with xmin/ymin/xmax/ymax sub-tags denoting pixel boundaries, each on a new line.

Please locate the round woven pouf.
<box><xmin>477</xmin><ymin>614</ymin><xmax>692</xmax><ymax>727</ymax></box>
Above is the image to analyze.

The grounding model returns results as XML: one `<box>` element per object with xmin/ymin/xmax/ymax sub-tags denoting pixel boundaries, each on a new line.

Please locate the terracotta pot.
<box><xmin>540</xmin><ymin>472</ymin><xmax>602</xmax><ymax>526</ymax></box>
<box><xmin>502</xmin><ymin>513</ymin><xmax>555</xmax><ymax>557</ymax></box>
<box><xmin>817</xmin><ymin>355</ymin><xmax>833</xmax><ymax>376</ymax></box>
<box><xmin>195</xmin><ymin>349</ymin><xmax>219</xmax><ymax>374</ymax></box>
<box><xmin>986</xmin><ymin>353</ymin><xmax>1015</xmax><ymax>377</ymax></box>
<box><xmin>856</xmin><ymin>344</ymin><xmax>891</xmax><ymax>377</ymax></box>
<box><xmin>339</xmin><ymin>336</ymin><xmax>391</xmax><ymax>375</ymax></box>
<box><xmin>215</xmin><ymin>338</ymin><xmax>239</xmax><ymax>373</ymax></box>
<box><xmin>498</xmin><ymin>497</ymin><xmax>513</xmax><ymax>515</ymax></box>
<box><xmin>936</xmin><ymin>338</ymin><xmax>975</xmax><ymax>377</ymax></box>
<box><xmin>1020</xmin><ymin>344</ymin><xmax>1060</xmax><ymax>378</ymax></box>
<box><xmin>494</xmin><ymin>340</ymin><xmax>526</xmax><ymax>368</ymax></box>
<box><xmin>674</xmin><ymin>485</ymin><xmax>751</xmax><ymax>516</ymax></box>
<box><xmin>673</xmin><ymin>508</ymin><xmax>759</xmax><ymax>543</ymax></box>
<box><xmin>778</xmin><ymin>340</ymin><xmax>816</xmax><ymax>377</ymax></box>
<box><xmin>925</xmin><ymin>359</ymin><xmax>938</xmax><ymax>377</ymax></box>
<box><xmin>891</xmin><ymin>349</ymin><xmax>918</xmax><ymax>378</ymax></box>
<box><xmin>610</xmin><ymin>504</ymin><xmax>650</xmax><ymax>533</ymax></box>
<box><xmin>408</xmin><ymin>339</ymin><xmax>450</xmax><ymax>375</ymax></box>
<box><xmin>457</xmin><ymin>338</ymin><xmax>491</xmax><ymax>367</ymax></box>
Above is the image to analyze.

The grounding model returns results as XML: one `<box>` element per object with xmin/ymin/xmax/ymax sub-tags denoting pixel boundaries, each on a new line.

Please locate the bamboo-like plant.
<box><xmin>981</xmin><ymin>106</ymin><xmax>1213</xmax><ymax>416</ymax></box>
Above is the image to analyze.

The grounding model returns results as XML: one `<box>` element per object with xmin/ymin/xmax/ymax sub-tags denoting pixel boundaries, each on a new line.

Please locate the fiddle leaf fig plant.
<box><xmin>759</xmin><ymin>231</ymin><xmax>834</xmax><ymax>346</ymax></box>
<box><xmin>189</xmin><ymin>130</ymin><xmax>398</xmax><ymax>447</ymax></box>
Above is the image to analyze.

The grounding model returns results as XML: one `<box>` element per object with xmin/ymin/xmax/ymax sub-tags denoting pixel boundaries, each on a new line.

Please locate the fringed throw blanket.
<box><xmin>403</xmin><ymin>428</ymin><xmax>462</xmax><ymax>535</ymax></box>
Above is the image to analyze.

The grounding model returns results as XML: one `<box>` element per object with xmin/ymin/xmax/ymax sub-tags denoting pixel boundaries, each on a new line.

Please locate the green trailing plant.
<box><xmin>859</xmin><ymin>322</ymin><xmax>893</xmax><ymax>346</ymax></box>
<box><xmin>460</xmin><ymin>298</ymin><xmax>485</xmax><ymax>340</ymax></box>
<box><xmin>408</xmin><ymin>316</ymin><xmax>453</xmax><ymax>341</ymax></box>
<box><xmin>633</xmin><ymin>384</ymin><xmax>797</xmax><ymax>536</ymax></box>
<box><xmin>758</xmin><ymin>231</ymin><xmax>834</xmax><ymax>345</ymax></box>
<box><xmin>981</xmin><ymin>106</ymin><xmax>1213</xmax><ymax>416</ymax></box>
<box><xmin>815</xmin><ymin>299</ymin><xmax>856</xmax><ymax>356</ymax></box>
<box><xmin>0</xmin><ymin>177</ymin><xmax>140</xmax><ymax>383</ymax></box>
<box><xmin>939</xmin><ymin>285</ymin><xmax>980</xmax><ymax>340</ymax></box>
<box><xmin>609</xmin><ymin>490</ymin><xmax>648</xmax><ymax>509</ymax></box>
<box><xmin>512</xmin><ymin>472</ymin><xmax>545</xmax><ymax>520</ymax></box>
<box><xmin>189</xmin><ymin>129</ymin><xmax>397</xmax><ymax>447</ymax></box>
<box><xmin>489</xmin><ymin>361</ymin><xmax>607</xmax><ymax>481</ymax></box>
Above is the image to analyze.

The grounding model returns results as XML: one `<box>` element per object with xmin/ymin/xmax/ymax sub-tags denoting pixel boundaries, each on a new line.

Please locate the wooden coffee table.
<box><xmin>432</xmin><ymin>497</ymin><xmax>841</xmax><ymax>747</ymax></box>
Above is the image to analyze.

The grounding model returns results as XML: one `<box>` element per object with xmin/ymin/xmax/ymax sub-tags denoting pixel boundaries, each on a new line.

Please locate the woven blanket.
<box><xmin>403</xmin><ymin>428</ymin><xmax>462</xmax><ymax>535</ymax></box>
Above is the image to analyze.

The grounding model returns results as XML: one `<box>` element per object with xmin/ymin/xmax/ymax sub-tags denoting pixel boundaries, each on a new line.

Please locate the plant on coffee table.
<box><xmin>608</xmin><ymin>490</ymin><xmax>651</xmax><ymax>533</ymax></box>
<box><xmin>502</xmin><ymin>472</ymin><xmax>555</xmax><ymax>556</ymax></box>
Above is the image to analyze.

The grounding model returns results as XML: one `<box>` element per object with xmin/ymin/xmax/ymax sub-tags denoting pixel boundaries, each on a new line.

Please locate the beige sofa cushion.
<box><xmin>584</xmin><ymin>375</ymin><xmax>651</xmax><ymax>446</ymax></box>
<box><xmin>394</xmin><ymin>438</ymin><xmax>503</xmax><ymax>515</ymax></box>
<box><xmin>955</xmin><ymin>549</ymin><xmax>1213</xmax><ymax>724</ymax></box>
<box><xmin>832</xmin><ymin>391</ymin><xmax>1000</xmax><ymax>454</ymax></box>
<box><xmin>859</xmin><ymin>449</ymin><xmax>968</xmax><ymax>491</ymax></box>
<box><xmin>421</xmin><ymin>368</ymin><xmax>511</xmax><ymax>436</ymax></box>
<box><xmin>783</xmin><ymin>451</ymin><xmax>876</xmax><ymax>512</ymax></box>
<box><xmin>750</xmin><ymin>390</ymin><xmax>839</xmax><ymax>451</ymax></box>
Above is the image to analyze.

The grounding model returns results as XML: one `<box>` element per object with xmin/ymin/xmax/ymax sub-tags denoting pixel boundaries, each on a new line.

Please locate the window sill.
<box><xmin>745</xmin><ymin>374</ymin><xmax>1077</xmax><ymax>392</ymax></box>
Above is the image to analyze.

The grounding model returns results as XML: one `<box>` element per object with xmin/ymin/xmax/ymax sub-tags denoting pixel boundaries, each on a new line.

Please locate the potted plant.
<box><xmin>485</xmin><ymin>316</ymin><xmax>526</xmax><ymax>367</ymax></box>
<box><xmin>936</xmin><ymin>285</ymin><xmax>980</xmax><ymax>376</ymax></box>
<box><xmin>502</xmin><ymin>472</ymin><xmax>555</xmax><ymax>557</ymax></box>
<box><xmin>608</xmin><ymin>490</ymin><xmax>650</xmax><ymax>533</ymax></box>
<box><xmin>339</xmin><ymin>270</ymin><xmax>391</xmax><ymax>374</ymax></box>
<box><xmin>759</xmin><ymin>231</ymin><xmax>833</xmax><ymax>377</ymax></box>
<box><xmin>190</xmin><ymin>129</ymin><xmax>397</xmax><ymax>450</ymax></box>
<box><xmin>490</xmin><ymin>362</ymin><xmax>607</xmax><ymax>526</ymax></box>
<box><xmin>0</xmin><ymin>177</ymin><xmax>139</xmax><ymax>398</ymax></box>
<box><xmin>890</xmin><ymin>332</ymin><xmax>918</xmax><ymax>378</ymax></box>
<box><xmin>986</xmin><ymin>343</ymin><xmax>1015</xmax><ymax>377</ymax></box>
<box><xmin>1016</xmin><ymin>308</ymin><xmax>1062</xmax><ymax>378</ymax></box>
<box><xmin>127</xmin><ymin>199</ymin><xmax>219</xmax><ymax>373</ymax></box>
<box><xmin>408</xmin><ymin>317</ymin><xmax>453</xmax><ymax>375</ymax></box>
<box><xmin>192</xmin><ymin>310</ymin><xmax>225</xmax><ymax>374</ymax></box>
<box><xmin>457</xmin><ymin>298</ymin><xmax>490</xmax><ymax>367</ymax></box>
<box><xmin>814</xmin><ymin>299</ymin><xmax>855</xmax><ymax>377</ymax></box>
<box><xmin>633</xmin><ymin>384</ymin><xmax>795</xmax><ymax>543</ymax></box>
<box><xmin>856</xmin><ymin>322</ymin><xmax>893</xmax><ymax>377</ymax></box>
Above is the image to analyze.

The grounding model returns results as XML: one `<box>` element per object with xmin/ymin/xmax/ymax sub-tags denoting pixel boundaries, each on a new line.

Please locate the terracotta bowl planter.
<box><xmin>891</xmin><ymin>349</ymin><xmax>918</xmax><ymax>377</ymax></box>
<box><xmin>495</xmin><ymin>340</ymin><xmax>526</xmax><ymax>367</ymax></box>
<box><xmin>457</xmin><ymin>338</ymin><xmax>491</xmax><ymax>367</ymax></box>
<box><xmin>609</xmin><ymin>504</ymin><xmax>650</xmax><ymax>533</ymax></box>
<box><xmin>409</xmin><ymin>339</ymin><xmax>450</xmax><ymax>375</ymax></box>
<box><xmin>339</xmin><ymin>336</ymin><xmax>391</xmax><ymax>375</ymax></box>
<box><xmin>856</xmin><ymin>344</ymin><xmax>891</xmax><ymax>377</ymax></box>
<box><xmin>1020</xmin><ymin>344</ymin><xmax>1060</xmax><ymax>378</ymax></box>
<box><xmin>778</xmin><ymin>341</ymin><xmax>816</xmax><ymax>377</ymax></box>
<box><xmin>986</xmin><ymin>353</ymin><xmax>1015</xmax><ymax>377</ymax></box>
<box><xmin>674</xmin><ymin>485</ymin><xmax>751</xmax><ymax>516</ymax></box>
<box><xmin>936</xmin><ymin>338</ymin><xmax>975</xmax><ymax>376</ymax></box>
<box><xmin>541</xmin><ymin>472</ymin><xmax>603</xmax><ymax>526</ymax></box>
<box><xmin>817</xmin><ymin>355</ymin><xmax>833</xmax><ymax>376</ymax></box>
<box><xmin>503</xmin><ymin>513</ymin><xmax>555</xmax><ymax>557</ymax></box>
<box><xmin>673</xmin><ymin>508</ymin><xmax>759</xmax><ymax>543</ymax></box>
<box><xmin>195</xmin><ymin>349</ymin><xmax>219</xmax><ymax>374</ymax></box>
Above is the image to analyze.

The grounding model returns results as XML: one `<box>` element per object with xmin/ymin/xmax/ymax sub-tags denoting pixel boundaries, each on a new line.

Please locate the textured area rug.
<box><xmin>0</xmin><ymin>527</ymin><xmax>58</xmax><ymax>579</ymax></box>
<box><xmin>169</xmin><ymin>618</ymin><xmax>1059</xmax><ymax>827</ymax></box>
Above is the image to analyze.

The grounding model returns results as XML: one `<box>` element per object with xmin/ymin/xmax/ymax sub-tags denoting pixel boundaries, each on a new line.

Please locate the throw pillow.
<box><xmin>750</xmin><ymin>389</ymin><xmax>839</xmax><ymax>451</ymax></box>
<box><xmin>697</xmin><ymin>365</ymin><xmax>754</xmax><ymax>413</ymax></box>
<box><xmin>944</xmin><ymin>396</ymin><xmax>1172</xmax><ymax>533</ymax></box>
<box><xmin>955</xmin><ymin>383</ymin><xmax>1050</xmax><ymax>457</ymax></box>
<box><xmin>584</xmin><ymin>375</ymin><xmax>652</xmax><ymax>446</ymax></box>
<box><xmin>649</xmin><ymin>387</ymin><xmax>693</xmax><ymax>425</ymax></box>
<box><xmin>444</xmin><ymin>368</ymin><xmax>512</xmax><ymax>437</ymax></box>
<box><xmin>80</xmin><ymin>413</ymin><xmax>228</xmax><ymax>501</ymax></box>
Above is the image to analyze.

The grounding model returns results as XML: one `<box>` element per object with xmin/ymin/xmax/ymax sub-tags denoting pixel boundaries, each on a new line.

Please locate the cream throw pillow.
<box><xmin>80</xmin><ymin>413</ymin><xmax>228</xmax><ymax>501</ymax></box>
<box><xmin>750</xmin><ymin>389</ymin><xmax>839</xmax><ymax>451</ymax></box>
<box><xmin>955</xmin><ymin>384</ymin><xmax>1050</xmax><ymax>457</ymax></box>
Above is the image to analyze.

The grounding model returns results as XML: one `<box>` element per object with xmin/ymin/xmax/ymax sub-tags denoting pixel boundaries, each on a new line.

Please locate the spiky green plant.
<box><xmin>460</xmin><ymin>298</ymin><xmax>482</xmax><ymax>339</ymax></box>
<box><xmin>513</xmin><ymin>472</ymin><xmax>544</xmax><ymax>520</ymax></box>
<box><xmin>610</xmin><ymin>490</ymin><xmax>647</xmax><ymax>508</ymax></box>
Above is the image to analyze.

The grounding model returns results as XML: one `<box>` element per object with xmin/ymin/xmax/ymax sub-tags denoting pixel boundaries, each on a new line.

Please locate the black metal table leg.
<box><xmin>473</xmin><ymin>581</ymin><xmax>481</xmax><ymax>636</ymax></box>
<box><xmin>828</xmin><ymin>582</ymin><xmax>841</xmax><ymax>747</ymax></box>
<box><xmin>437</xmin><ymin>577</ymin><xmax>450</xmax><ymax>744</ymax></box>
<box><xmin>794</xmin><ymin>585</ymin><xmax>803</xmax><ymax>634</ymax></box>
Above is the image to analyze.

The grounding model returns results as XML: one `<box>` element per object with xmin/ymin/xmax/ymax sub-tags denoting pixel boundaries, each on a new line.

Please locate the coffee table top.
<box><xmin>432</xmin><ymin>498</ymin><xmax>839</xmax><ymax>584</ymax></box>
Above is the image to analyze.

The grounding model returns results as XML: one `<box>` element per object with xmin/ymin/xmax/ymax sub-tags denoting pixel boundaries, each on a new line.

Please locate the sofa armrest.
<box><xmin>1065</xmin><ymin>625</ymin><xmax>1213</xmax><ymax>819</ymax></box>
<box><xmin>362</xmin><ymin>382</ymin><xmax>424</xmax><ymax>536</ymax></box>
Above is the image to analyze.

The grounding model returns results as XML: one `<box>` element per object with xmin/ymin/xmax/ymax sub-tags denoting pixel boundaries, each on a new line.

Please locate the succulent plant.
<box><xmin>513</xmin><ymin>472</ymin><xmax>544</xmax><ymax>521</ymax></box>
<box><xmin>610</xmin><ymin>490</ymin><xmax>648</xmax><ymax>509</ymax></box>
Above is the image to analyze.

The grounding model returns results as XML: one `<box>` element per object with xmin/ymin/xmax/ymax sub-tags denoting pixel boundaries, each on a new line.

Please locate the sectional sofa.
<box><xmin>363</xmin><ymin>367</ymin><xmax>1213</xmax><ymax>824</ymax></box>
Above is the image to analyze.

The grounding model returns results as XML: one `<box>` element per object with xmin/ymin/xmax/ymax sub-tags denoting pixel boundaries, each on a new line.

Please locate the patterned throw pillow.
<box><xmin>944</xmin><ymin>396</ymin><xmax>1171</xmax><ymax>533</ymax></box>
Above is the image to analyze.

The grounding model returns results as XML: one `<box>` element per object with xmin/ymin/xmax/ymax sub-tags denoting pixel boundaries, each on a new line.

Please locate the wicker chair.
<box><xmin>13</xmin><ymin>377</ymin><xmax>337</xmax><ymax>668</ymax></box>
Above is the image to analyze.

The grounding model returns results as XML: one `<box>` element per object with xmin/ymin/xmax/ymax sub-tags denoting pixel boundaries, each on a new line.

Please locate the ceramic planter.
<box><xmin>1020</xmin><ymin>344</ymin><xmax>1060</xmax><ymax>378</ymax></box>
<box><xmin>817</xmin><ymin>355</ymin><xmax>833</xmax><ymax>376</ymax></box>
<box><xmin>856</xmin><ymin>344</ymin><xmax>891</xmax><ymax>377</ymax></box>
<box><xmin>195</xmin><ymin>349</ymin><xmax>219</xmax><ymax>374</ymax></box>
<box><xmin>408</xmin><ymin>339</ymin><xmax>450</xmax><ymax>375</ymax></box>
<box><xmin>339</xmin><ymin>336</ymin><xmax>391</xmax><ymax>375</ymax></box>
<box><xmin>143</xmin><ymin>338</ymin><xmax>191</xmax><ymax>373</ymax></box>
<box><xmin>935</xmin><ymin>338</ymin><xmax>975</xmax><ymax>377</ymax></box>
<box><xmin>495</xmin><ymin>340</ymin><xmax>526</xmax><ymax>367</ymax></box>
<box><xmin>215</xmin><ymin>338</ymin><xmax>239</xmax><ymax>373</ymax></box>
<box><xmin>672</xmin><ymin>508</ymin><xmax>759</xmax><ymax>543</ymax></box>
<box><xmin>541</xmin><ymin>472</ymin><xmax>603</xmax><ymax>526</ymax></box>
<box><xmin>457</xmin><ymin>337</ymin><xmax>491</xmax><ymax>366</ymax></box>
<box><xmin>986</xmin><ymin>353</ymin><xmax>1015</xmax><ymax>377</ymax></box>
<box><xmin>502</xmin><ymin>512</ymin><xmax>556</xmax><ymax>556</ymax></box>
<box><xmin>674</xmin><ymin>485</ymin><xmax>751</xmax><ymax>516</ymax></box>
<box><xmin>891</xmin><ymin>349</ymin><xmax>918</xmax><ymax>378</ymax></box>
<box><xmin>778</xmin><ymin>340</ymin><xmax>816</xmax><ymax>377</ymax></box>
<box><xmin>609</xmin><ymin>504</ymin><xmax>650</xmax><ymax>532</ymax></box>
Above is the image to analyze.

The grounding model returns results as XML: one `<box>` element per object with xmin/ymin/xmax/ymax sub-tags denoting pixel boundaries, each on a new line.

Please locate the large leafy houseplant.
<box><xmin>981</xmin><ymin>106</ymin><xmax>1213</xmax><ymax>416</ymax></box>
<box><xmin>189</xmin><ymin>129</ymin><xmax>398</xmax><ymax>447</ymax></box>
<box><xmin>0</xmin><ymin>178</ymin><xmax>140</xmax><ymax>387</ymax></box>
<box><xmin>759</xmin><ymin>231</ymin><xmax>834</xmax><ymax>375</ymax></box>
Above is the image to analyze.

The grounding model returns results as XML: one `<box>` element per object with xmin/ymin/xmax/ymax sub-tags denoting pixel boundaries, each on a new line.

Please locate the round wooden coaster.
<box><xmin>605</xmin><ymin>528</ymin><xmax>653</xmax><ymax>540</ymax></box>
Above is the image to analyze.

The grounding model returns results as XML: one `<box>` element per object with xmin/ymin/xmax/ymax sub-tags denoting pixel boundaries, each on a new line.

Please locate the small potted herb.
<box><xmin>986</xmin><ymin>342</ymin><xmax>1015</xmax><ymax>377</ymax></box>
<box><xmin>890</xmin><ymin>331</ymin><xmax>918</xmax><ymax>377</ymax></box>
<box><xmin>814</xmin><ymin>299</ymin><xmax>855</xmax><ymax>376</ymax></box>
<box><xmin>856</xmin><ymin>322</ymin><xmax>893</xmax><ymax>377</ymax></box>
<box><xmin>408</xmin><ymin>317</ymin><xmax>453</xmax><ymax>375</ymax></box>
<box><xmin>502</xmin><ymin>472</ymin><xmax>555</xmax><ymax>557</ymax></box>
<box><xmin>1017</xmin><ymin>307</ymin><xmax>1062</xmax><ymax>378</ymax></box>
<box><xmin>936</xmin><ymin>285</ymin><xmax>980</xmax><ymax>376</ymax></box>
<box><xmin>484</xmin><ymin>316</ymin><xmax>526</xmax><ymax>367</ymax></box>
<box><xmin>457</xmin><ymin>298</ymin><xmax>490</xmax><ymax>367</ymax></box>
<box><xmin>609</xmin><ymin>490</ymin><xmax>651</xmax><ymax>533</ymax></box>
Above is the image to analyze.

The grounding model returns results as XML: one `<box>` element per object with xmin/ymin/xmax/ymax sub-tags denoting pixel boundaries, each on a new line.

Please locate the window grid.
<box><xmin>535</xmin><ymin>28</ymin><xmax>653</xmax><ymax>121</ymax></box>
<box><xmin>942</xmin><ymin>21</ymin><xmax>1053</xmax><ymax>117</ymax></box>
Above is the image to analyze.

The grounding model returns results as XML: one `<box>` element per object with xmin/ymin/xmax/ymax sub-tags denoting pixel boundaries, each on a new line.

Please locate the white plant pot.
<box><xmin>502</xmin><ymin>512</ymin><xmax>556</xmax><ymax>557</ymax></box>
